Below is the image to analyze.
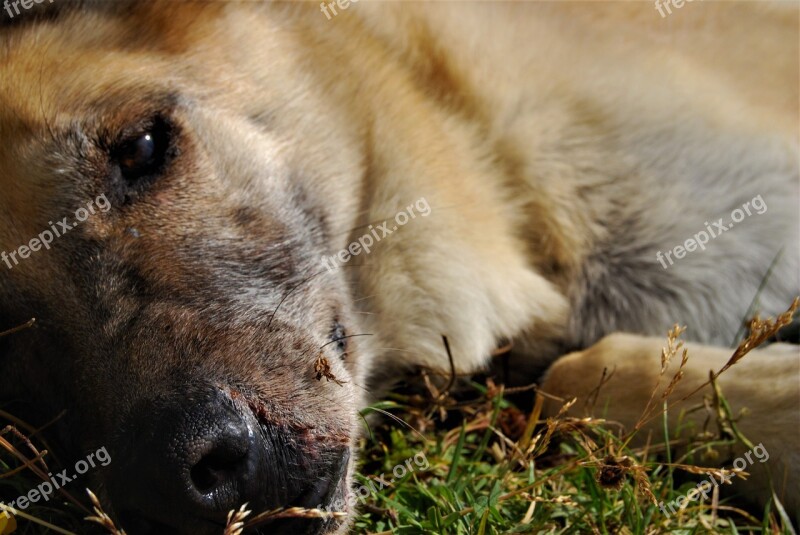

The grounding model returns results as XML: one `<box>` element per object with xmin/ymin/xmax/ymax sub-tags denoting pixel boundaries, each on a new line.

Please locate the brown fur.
<box><xmin>0</xmin><ymin>1</ymin><xmax>797</xmax><ymax>532</ymax></box>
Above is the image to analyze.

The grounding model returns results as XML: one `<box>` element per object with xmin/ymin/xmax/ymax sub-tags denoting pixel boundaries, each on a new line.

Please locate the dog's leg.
<box><xmin>540</xmin><ymin>333</ymin><xmax>799</xmax><ymax>514</ymax></box>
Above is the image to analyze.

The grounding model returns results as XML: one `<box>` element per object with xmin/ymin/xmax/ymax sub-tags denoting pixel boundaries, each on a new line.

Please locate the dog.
<box><xmin>0</xmin><ymin>1</ymin><xmax>797</xmax><ymax>533</ymax></box>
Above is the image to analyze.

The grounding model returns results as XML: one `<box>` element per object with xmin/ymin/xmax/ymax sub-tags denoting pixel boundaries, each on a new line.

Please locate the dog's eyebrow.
<box><xmin>92</xmin><ymin>90</ymin><xmax>181</xmax><ymax>120</ymax></box>
<box><xmin>86</xmin><ymin>91</ymin><xmax>182</xmax><ymax>150</ymax></box>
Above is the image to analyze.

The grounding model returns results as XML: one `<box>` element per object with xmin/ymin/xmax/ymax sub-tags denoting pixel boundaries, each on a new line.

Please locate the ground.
<box><xmin>1</xmin><ymin>304</ymin><xmax>798</xmax><ymax>535</ymax></box>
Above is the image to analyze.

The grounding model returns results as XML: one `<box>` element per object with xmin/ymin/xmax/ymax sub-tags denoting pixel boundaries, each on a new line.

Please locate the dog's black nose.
<box><xmin>108</xmin><ymin>387</ymin><xmax>348</xmax><ymax>535</ymax></box>
<box><xmin>170</xmin><ymin>391</ymin><xmax>256</xmax><ymax>511</ymax></box>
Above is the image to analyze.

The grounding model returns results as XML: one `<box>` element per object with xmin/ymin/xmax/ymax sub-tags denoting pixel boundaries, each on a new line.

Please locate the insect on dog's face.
<box><xmin>0</xmin><ymin>12</ymin><xmax>364</xmax><ymax>535</ymax></box>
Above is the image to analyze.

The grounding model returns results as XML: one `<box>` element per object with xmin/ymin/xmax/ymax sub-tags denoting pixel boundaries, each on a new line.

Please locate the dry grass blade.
<box><xmin>534</xmin><ymin>397</ymin><xmax>576</xmax><ymax>456</ymax></box>
<box><xmin>0</xmin><ymin>425</ymin><xmax>49</xmax><ymax>478</ymax></box>
<box><xmin>244</xmin><ymin>506</ymin><xmax>346</xmax><ymax>530</ymax></box>
<box><xmin>84</xmin><ymin>489</ymin><xmax>126</xmax><ymax>535</ymax></box>
<box><xmin>675</xmin><ymin>297</ymin><xmax>799</xmax><ymax>408</ymax></box>
<box><xmin>0</xmin><ymin>427</ymin><xmax>88</xmax><ymax>513</ymax></box>
<box><xmin>518</xmin><ymin>391</ymin><xmax>544</xmax><ymax>454</ymax></box>
<box><xmin>660</xmin><ymin>342</ymin><xmax>689</xmax><ymax>401</ymax></box>
<box><xmin>0</xmin><ymin>318</ymin><xmax>35</xmax><ymax>338</ymax></box>
<box><xmin>584</xmin><ymin>366</ymin><xmax>615</xmax><ymax>412</ymax></box>
<box><xmin>438</xmin><ymin>335</ymin><xmax>458</xmax><ymax>401</ymax></box>
<box><xmin>660</xmin><ymin>325</ymin><xmax>686</xmax><ymax>373</ymax></box>
<box><xmin>224</xmin><ymin>503</ymin><xmax>252</xmax><ymax>535</ymax></box>
<box><xmin>0</xmin><ymin>409</ymin><xmax>65</xmax><ymax>467</ymax></box>
<box><xmin>716</xmin><ymin>296</ymin><xmax>799</xmax><ymax>379</ymax></box>
<box><xmin>666</xmin><ymin>463</ymin><xmax>743</xmax><ymax>482</ymax></box>
<box><xmin>632</xmin><ymin>325</ymin><xmax>688</xmax><ymax>434</ymax></box>
<box><xmin>0</xmin><ymin>503</ymin><xmax>77</xmax><ymax>535</ymax></box>
<box><xmin>634</xmin><ymin>298</ymin><xmax>799</xmax><ymax>431</ymax></box>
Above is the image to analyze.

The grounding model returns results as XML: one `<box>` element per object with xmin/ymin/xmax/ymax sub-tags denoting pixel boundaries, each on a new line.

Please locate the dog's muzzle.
<box><xmin>107</xmin><ymin>386</ymin><xmax>349</xmax><ymax>535</ymax></box>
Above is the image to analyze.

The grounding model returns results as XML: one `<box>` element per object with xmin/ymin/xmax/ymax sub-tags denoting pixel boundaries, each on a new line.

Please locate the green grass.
<box><xmin>2</xmin><ymin>304</ymin><xmax>798</xmax><ymax>534</ymax></box>
<box><xmin>350</xmin><ymin>379</ymin><xmax>795</xmax><ymax>535</ymax></box>
<box><xmin>0</xmin><ymin>379</ymin><xmax>796</xmax><ymax>535</ymax></box>
<box><xmin>347</xmin><ymin>308</ymin><xmax>799</xmax><ymax>535</ymax></box>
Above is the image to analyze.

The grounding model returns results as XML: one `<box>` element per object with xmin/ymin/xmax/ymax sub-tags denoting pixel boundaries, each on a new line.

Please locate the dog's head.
<box><xmin>0</xmin><ymin>3</ymin><xmax>369</xmax><ymax>533</ymax></box>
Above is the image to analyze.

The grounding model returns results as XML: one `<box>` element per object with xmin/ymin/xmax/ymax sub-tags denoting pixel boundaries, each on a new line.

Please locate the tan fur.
<box><xmin>0</xmin><ymin>1</ymin><xmax>797</xmax><ymax>532</ymax></box>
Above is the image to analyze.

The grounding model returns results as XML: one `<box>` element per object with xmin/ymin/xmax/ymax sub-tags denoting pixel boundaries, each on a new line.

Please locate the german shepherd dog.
<box><xmin>0</xmin><ymin>1</ymin><xmax>797</xmax><ymax>533</ymax></box>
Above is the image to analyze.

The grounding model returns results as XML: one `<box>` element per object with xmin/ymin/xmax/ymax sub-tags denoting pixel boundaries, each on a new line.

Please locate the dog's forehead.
<box><xmin>1</xmin><ymin>41</ymin><xmax>169</xmax><ymax>126</ymax></box>
<box><xmin>0</xmin><ymin>0</ymin><xmax>220</xmax><ymax>47</ymax></box>
<box><xmin>0</xmin><ymin>0</ymin><xmax>231</xmax><ymax>122</ymax></box>
<box><xmin>0</xmin><ymin>20</ymin><xmax>197</xmax><ymax>206</ymax></box>
<box><xmin>0</xmin><ymin>54</ymin><xmax>173</xmax><ymax>223</ymax></box>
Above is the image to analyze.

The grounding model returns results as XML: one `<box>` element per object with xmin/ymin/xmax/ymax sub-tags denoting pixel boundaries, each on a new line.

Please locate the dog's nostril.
<box><xmin>110</xmin><ymin>389</ymin><xmax>264</xmax><ymax>532</ymax></box>
<box><xmin>181</xmin><ymin>414</ymin><xmax>254</xmax><ymax>505</ymax></box>
<box><xmin>190</xmin><ymin>446</ymin><xmax>247</xmax><ymax>493</ymax></box>
<box><xmin>109</xmin><ymin>388</ymin><xmax>351</xmax><ymax>534</ymax></box>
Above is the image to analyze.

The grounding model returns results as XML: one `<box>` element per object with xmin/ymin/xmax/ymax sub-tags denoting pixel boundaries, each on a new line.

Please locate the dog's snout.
<box><xmin>188</xmin><ymin>424</ymin><xmax>251</xmax><ymax>497</ymax></box>
<box><xmin>180</xmin><ymin>401</ymin><xmax>254</xmax><ymax>507</ymax></box>
<box><xmin>109</xmin><ymin>389</ymin><xmax>262</xmax><ymax>534</ymax></box>
<box><xmin>135</xmin><ymin>388</ymin><xmax>259</xmax><ymax>519</ymax></box>
<box><xmin>108</xmin><ymin>387</ymin><xmax>348</xmax><ymax>535</ymax></box>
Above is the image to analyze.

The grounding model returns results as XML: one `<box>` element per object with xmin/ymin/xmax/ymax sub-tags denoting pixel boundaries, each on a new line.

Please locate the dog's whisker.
<box><xmin>360</xmin><ymin>407</ymin><xmax>426</xmax><ymax>442</ymax></box>
<box><xmin>265</xmin><ymin>269</ymin><xmax>328</xmax><ymax>331</ymax></box>
<box><xmin>318</xmin><ymin>333</ymin><xmax>374</xmax><ymax>351</ymax></box>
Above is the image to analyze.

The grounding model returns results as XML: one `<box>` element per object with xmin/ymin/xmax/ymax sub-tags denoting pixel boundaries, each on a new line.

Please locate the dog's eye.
<box><xmin>114</xmin><ymin>119</ymin><xmax>171</xmax><ymax>183</ymax></box>
<box><xmin>331</xmin><ymin>321</ymin><xmax>348</xmax><ymax>355</ymax></box>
